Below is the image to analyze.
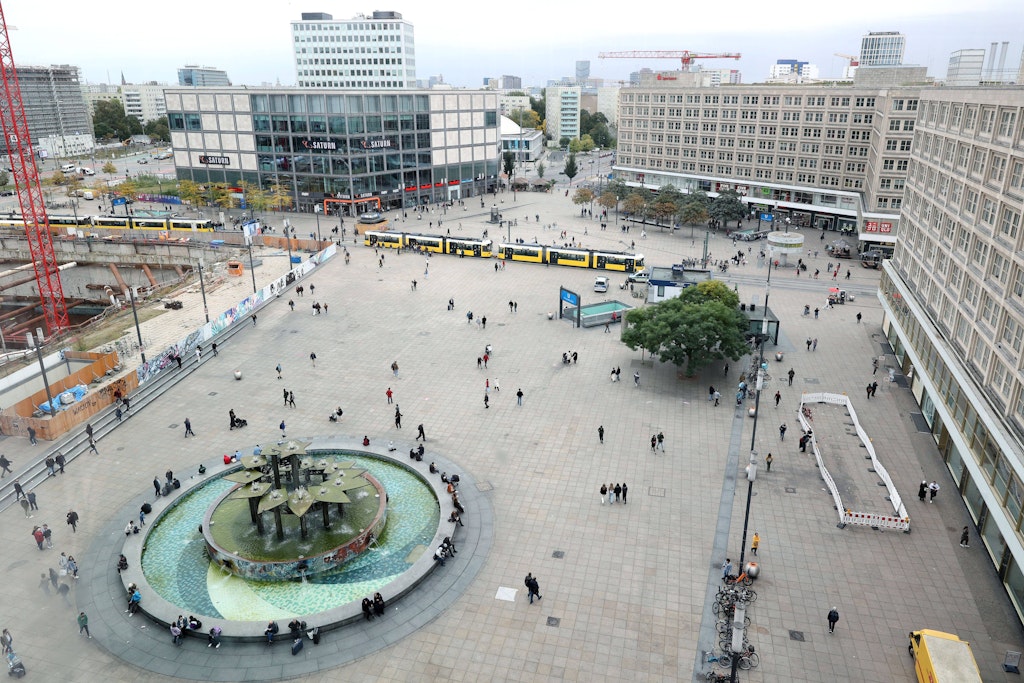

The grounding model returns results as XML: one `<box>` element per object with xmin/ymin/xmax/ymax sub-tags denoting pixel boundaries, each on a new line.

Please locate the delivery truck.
<box><xmin>907</xmin><ymin>630</ymin><xmax>982</xmax><ymax>683</ymax></box>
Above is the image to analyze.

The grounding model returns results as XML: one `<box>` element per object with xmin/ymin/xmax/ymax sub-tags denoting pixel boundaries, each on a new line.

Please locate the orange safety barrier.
<box><xmin>226</xmin><ymin>260</ymin><xmax>244</xmax><ymax>276</ymax></box>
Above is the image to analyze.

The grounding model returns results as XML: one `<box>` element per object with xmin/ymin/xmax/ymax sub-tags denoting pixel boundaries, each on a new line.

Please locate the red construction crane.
<box><xmin>0</xmin><ymin>4</ymin><xmax>69</xmax><ymax>336</ymax></box>
<box><xmin>599</xmin><ymin>50</ymin><xmax>742</xmax><ymax>71</ymax></box>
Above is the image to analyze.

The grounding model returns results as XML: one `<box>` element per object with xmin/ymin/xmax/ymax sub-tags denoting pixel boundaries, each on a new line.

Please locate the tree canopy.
<box><xmin>143</xmin><ymin>116</ymin><xmax>170</xmax><ymax>142</ymax></box>
<box><xmin>709</xmin><ymin>190</ymin><xmax>748</xmax><ymax>228</ymax></box>
<box><xmin>509</xmin><ymin>108</ymin><xmax>540</xmax><ymax>130</ymax></box>
<box><xmin>93</xmin><ymin>100</ymin><xmax>143</xmax><ymax>141</ymax></box>
<box><xmin>572</xmin><ymin>187</ymin><xmax>595</xmax><ymax>206</ymax></box>
<box><xmin>621</xmin><ymin>280</ymin><xmax>749</xmax><ymax>376</ymax></box>
<box><xmin>562</xmin><ymin>153</ymin><xmax>578</xmax><ymax>185</ymax></box>
<box><xmin>502</xmin><ymin>151</ymin><xmax>516</xmax><ymax>179</ymax></box>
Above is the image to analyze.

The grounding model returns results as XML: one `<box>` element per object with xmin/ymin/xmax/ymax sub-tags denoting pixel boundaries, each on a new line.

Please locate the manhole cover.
<box><xmin>649</xmin><ymin>487</ymin><xmax>666</xmax><ymax>497</ymax></box>
<box><xmin>785</xmin><ymin>487</ymin><xmax>797</xmax><ymax>494</ymax></box>
<box><xmin>552</xmin><ymin>550</ymin><xmax>565</xmax><ymax>559</ymax></box>
<box><xmin>546</xmin><ymin>617</ymin><xmax>560</xmax><ymax>627</ymax></box>
<box><xmin>208</xmin><ymin>392</ymin><xmax>218</xmax><ymax>396</ymax></box>
<box><xmin>169</xmin><ymin>424</ymin><xmax>179</xmax><ymax>429</ymax></box>
<box><xmin>790</xmin><ymin>630</ymin><xmax>805</xmax><ymax>641</ymax></box>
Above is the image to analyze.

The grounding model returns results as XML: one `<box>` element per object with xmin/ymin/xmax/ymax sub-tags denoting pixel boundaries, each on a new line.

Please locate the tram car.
<box><xmin>363</xmin><ymin>231</ymin><xmax>493</xmax><ymax>257</ymax></box>
<box><xmin>0</xmin><ymin>214</ymin><xmax>217</xmax><ymax>233</ymax></box>
<box><xmin>497</xmin><ymin>242</ymin><xmax>644</xmax><ymax>273</ymax></box>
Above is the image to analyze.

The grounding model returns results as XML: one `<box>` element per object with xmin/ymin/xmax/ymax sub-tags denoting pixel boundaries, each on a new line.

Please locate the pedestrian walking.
<box><xmin>872</xmin><ymin>358</ymin><xmax>879</xmax><ymax>374</ymax></box>
<box><xmin>960</xmin><ymin>526</ymin><xmax>970</xmax><ymax>548</ymax></box>
<box><xmin>765</xmin><ymin>452</ymin><xmax>773</xmax><ymax>471</ymax></box>
<box><xmin>806</xmin><ymin>338</ymin><xmax>812</xmax><ymax>351</ymax></box>
<box><xmin>871</xmin><ymin>381</ymin><xmax>878</xmax><ymax>397</ymax></box>
<box><xmin>85</xmin><ymin>422</ymin><xmax>94</xmax><ymax>441</ymax></box>
<box><xmin>78</xmin><ymin>612</ymin><xmax>91</xmax><ymax>638</ymax></box>
<box><xmin>55</xmin><ymin>452</ymin><xmax>65</xmax><ymax>474</ymax></box>
<box><xmin>613</xmin><ymin>483</ymin><xmax>622</xmax><ymax>502</ymax></box>
<box><xmin>276</xmin><ymin>363</ymin><xmax>282</xmax><ymax>379</ymax></box>
<box><xmin>116</xmin><ymin>406</ymin><xmax>123</xmax><ymax>421</ymax></box>
<box><xmin>827</xmin><ymin>607</ymin><xmax>840</xmax><ymax>633</ymax></box>
<box><xmin>598</xmin><ymin>425</ymin><xmax>604</xmax><ymax>443</ymax></box>
<box><xmin>918</xmin><ymin>480</ymin><xmax>927</xmax><ymax>502</ymax></box>
<box><xmin>288</xmin><ymin>391</ymin><xmax>296</xmax><ymax>408</ymax></box>
<box><xmin>856</xmin><ymin>312</ymin><xmax>862</xmax><ymax>323</ymax></box>
<box><xmin>524</xmin><ymin>573</ymin><xmax>542</xmax><ymax>603</ymax></box>
<box><xmin>812</xmin><ymin>338</ymin><xmax>818</xmax><ymax>351</ymax></box>
<box><xmin>19</xmin><ymin>498</ymin><xmax>31</xmax><ymax>518</ymax></box>
<box><xmin>0</xmin><ymin>454</ymin><xmax>11</xmax><ymax>477</ymax></box>
<box><xmin>516</xmin><ymin>388</ymin><xmax>524</xmax><ymax>406</ymax></box>
<box><xmin>67</xmin><ymin>509</ymin><xmax>79</xmax><ymax>532</ymax></box>
<box><xmin>484</xmin><ymin>393</ymin><xmax>489</xmax><ymax>409</ymax></box>
<box><xmin>154</xmin><ymin>476</ymin><xmax>162</xmax><ymax>498</ymax></box>
<box><xmin>394</xmin><ymin>408</ymin><xmax>403</xmax><ymax>428</ymax></box>
<box><xmin>650</xmin><ymin>435</ymin><xmax>657</xmax><ymax>452</ymax></box>
<box><xmin>779</xmin><ymin>423</ymin><xmax>787</xmax><ymax>440</ymax></box>
<box><xmin>288</xmin><ymin>299</ymin><xmax>295</xmax><ymax>311</ymax></box>
<box><xmin>391</xmin><ymin>361</ymin><xmax>399</xmax><ymax>378</ymax></box>
<box><xmin>283</xmin><ymin>388</ymin><xmax>289</xmax><ymax>406</ymax></box>
<box><xmin>212</xmin><ymin>343</ymin><xmax>218</xmax><ymax>357</ymax></box>
<box><xmin>46</xmin><ymin>456</ymin><xmax>56</xmax><ymax>476</ymax></box>
<box><xmin>416</xmin><ymin>424</ymin><xmax>426</xmax><ymax>441</ymax></box>
<box><xmin>88</xmin><ymin>436</ymin><xmax>99</xmax><ymax>455</ymax></box>
<box><xmin>621</xmin><ymin>482</ymin><xmax>628</xmax><ymax>504</ymax></box>
<box><xmin>196</xmin><ymin>346</ymin><xmax>202</xmax><ymax>362</ymax></box>
<box><xmin>788</xmin><ymin>368</ymin><xmax>795</xmax><ymax>386</ymax></box>
<box><xmin>657</xmin><ymin>431</ymin><xmax>665</xmax><ymax>451</ymax></box>
<box><xmin>494</xmin><ymin>378</ymin><xmax>499</xmax><ymax>392</ymax></box>
<box><xmin>599</xmin><ymin>483</ymin><xmax>607</xmax><ymax>504</ymax></box>
<box><xmin>866</xmin><ymin>383</ymin><xmax>873</xmax><ymax>400</ymax></box>
<box><xmin>774</xmin><ymin>391</ymin><xmax>781</xmax><ymax>407</ymax></box>
<box><xmin>27</xmin><ymin>490</ymin><xmax>38</xmax><ymax>511</ymax></box>
<box><xmin>928</xmin><ymin>481</ymin><xmax>940</xmax><ymax>503</ymax></box>
<box><xmin>386</xmin><ymin>387</ymin><xmax>393</xmax><ymax>404</ymax></box>
<box><xmin>634</xmin><ymin>371</ymin><xmax>640</xmax><ymax>387</ymax></box>
<box><xmin>310</xmin><ymin>352</ymin><xmax>317</xmax><ymax>368</ymax></box>
<box><xmin>751</xmin><ymin>532</ymin><xmax>760</xmax><ymax>556</ymax></box>
<box><xmin>184</xmin><ymin>417</ymin><xmax>195</xmax><ymax>437</ymax></box>
<box><xmin>27</xmin><ymin>426</ymin><xmax>36</xmax><ymax>445</ymax></box>
<box><xmin>13</xmin><ymin>478</ymin><xmax>25</xmax><ymax>500</ymax></box>
<box><xmin>280</xmin><ymin>420</ymin><xmax>287</xmax><ymax>438</ymax></box>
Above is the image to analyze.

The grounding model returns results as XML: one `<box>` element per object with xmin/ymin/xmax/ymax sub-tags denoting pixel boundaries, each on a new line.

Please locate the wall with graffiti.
<box><xmin>137</xmin><ymin>244</ymin><xmax>336</xmax><ymax>385</ymax></box>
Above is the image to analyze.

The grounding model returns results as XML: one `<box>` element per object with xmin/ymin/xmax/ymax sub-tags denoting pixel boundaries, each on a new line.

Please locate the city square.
<box><xmin>0</xmin><ymin>186</ymin><xmax>1020</xmax><ymax>681</ymax></box>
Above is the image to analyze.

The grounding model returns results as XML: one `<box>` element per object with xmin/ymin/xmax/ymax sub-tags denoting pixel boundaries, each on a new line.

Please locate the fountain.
<box><xmin>139</xmin><ymin>446</ymin><xmax>440</xmax><ymax>621</ymax></box>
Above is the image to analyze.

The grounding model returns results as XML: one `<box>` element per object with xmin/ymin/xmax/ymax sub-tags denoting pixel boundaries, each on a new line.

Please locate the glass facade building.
<box><xmin>165</xmin><ymin>88</ymin><xmax>500</xmax><ymax>213</ymax></box>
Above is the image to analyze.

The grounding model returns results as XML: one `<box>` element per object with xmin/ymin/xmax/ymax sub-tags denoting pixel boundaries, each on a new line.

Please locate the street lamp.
<box><xmin>197</xmin><ymin>258</ymin><xmax>209</xmax><ymax>323</ymax></box>
<box><xmin>313</xmin><ymin>203</ymin><xmax>322</xmax><ymax>246</ymax></box>
<box><xmin>243</xmin><ymin>223</ymin><xmax>258</xmax><ymax>294</ymax></box>
<box><xmin>126</xmin><ymin>285</ymin><xmax>147</xmax><ymax>364</ymax></box>
<box><xmin>27</xmin><ymin>332</ymin><xmax>56</xmax><ymax>420</ymax></box>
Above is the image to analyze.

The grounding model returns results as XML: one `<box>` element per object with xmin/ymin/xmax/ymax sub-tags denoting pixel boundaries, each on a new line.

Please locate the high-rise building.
<box><xmin>698</xmin><ymin>69</ymin><xmax>742</xmax><ymax>87</ymax></box>
<box><xmin>177</xmin><ymin>65</ymin><xmax>231</xmax><ymax>87</ymax></box>
<box><xmin>576</xmin><ymin>60</ymin><xmax>590</xmax><ymax>84</ymax></box>
<box><xmin>878</xmin><ymin>87</ymin><xmax>1024</xmax><ymax>625</ymax></box>
<box><xmin>545</xmin><ymin>86</ymin><xmax>581</xmax><ymax>146</ymax></box>
<box><xmin>12</xmin><ymin>64</ymin><xmax>93</xmax><ymax>157</ymax></box>
<box><xmin>859</xmin><ymin>31</ymin><xmax>906</xmax><ymax>66</ymax></box>
<box><xmin>291</xmin><ymin>11</ymin><xmax>415</xmax><ymax>89</ymax></box>
<box><xmin>947</xmin><ymin>50</ymin><xmax>986</xmax><ymax>86</ymax></box>
<box><xmin>82</xmin><ymin>82</ymin><xmax>168</xmax><ymax>124</ymax></box>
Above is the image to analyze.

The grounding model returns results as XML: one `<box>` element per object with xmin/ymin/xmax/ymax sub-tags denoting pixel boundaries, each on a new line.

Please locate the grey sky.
<box><xmin>9</xmin><ymin>0</ymin><xmax>1022</xmax><ymax>87</ymax></box>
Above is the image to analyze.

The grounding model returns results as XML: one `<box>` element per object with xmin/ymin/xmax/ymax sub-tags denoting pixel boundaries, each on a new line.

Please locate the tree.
<box><xmin>536</xmin><ymin>161</ymin><xmax>545</xmax><ymax>179</ymax></box>
<box><xmin>502</xmin><ymin>151</ymin><xmax>516</xmax><ymax>179</ymax></box>
<box><xmin>709</xmin><ymin>190</ymin><xmax>748</xmax><ymax>229</ymax></box>
<box><xmin>143</xmin><ymin>116</ymin><xmax>170</xmax><ymax>142</ymax></box>
<box><xmin>622</xmin><ymin>192</ymin><xmax>646</xmax><ymax>218</ymax></box>
<box><xmin>621</xmin><ymin>281</ymin><xmax>748</xmax><ymax>376</ymax></box>
<box><xmin>509</xmin><ymin>108</ymin><xmax>540</xmax><ymax>130</ymax></box>
<box><xmin>562</xmin><ymin>153</ymin><xmax>578</xmax><ymax>185</ymax></box>
<box><xmin>177</xmin><ymin>180</ymin><xmax>204</xmax><ymax>207</ymax></box>
<box><xmin>209</xmin><ymin>183</ymin><xmax>236</xmax><ymax>210</ymax></box>
<box><xmin>588</xmin><ymin>122</ymin><xmax>612</xmax><ymax>148</ymax></box>
<box><xmin>606</xmin><ymin>179</ymin><xmax>631</xmax><ymax>201</ymax></box>
<box><xmin>242</xmin><ymin>181</ymin><xmax>269</xmax><ymax>216</ymax></box>
<box><xmin>559</xmin><ymin>136</ymin><xmax>570</xmax><ymax>150</ymax></box>
<box><xmin>268</xmin><ymin>183</ymin><xmax>293</xmax><ymax>212</ymax></box>
<box><xmin>530</xmin><ymin>95</ymin><xmax>545</xmax><ymax>122</ymax></box>
<box><xmin>102</xmin><ymin>161</ymin><xmax>117</xmax><ymax>177</ymax></box>
<box><xmin>597</xmin><ymin>191</ymin><xmax>618</xmax><ymax>215</ymax></box>
<box><xmin>572</xmin><ymin>187</ymin><xmax>594</xmax><ymax>210</ymax></box>
<box><xmin>115</xmin><ymin>180</ymin><xmax>139</xmax><ymax>202</ymax></box>
<box><xmin>93</xmin><ymin>99</ymin><xmax>142</xmax><ymax>141</ymax></box>
<box><xmin>0</xmin><ymin>171</ymin><xmax>9</xmax><ymax>187</ymax></box>
<box><xmin>679</xmin><ymin>197</ymin><xmax>710</xmax><ymax>235</ymax></box>
<box><xmin>47</xmin><ymin>171</ymin><xmax>67</xmax><ymax>186</ymax></box>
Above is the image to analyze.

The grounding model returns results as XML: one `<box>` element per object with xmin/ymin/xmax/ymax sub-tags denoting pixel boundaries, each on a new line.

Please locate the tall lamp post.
<box><xmin>197</xmin><ymin>258</ymin><xmax>209</xmax><ymax>323</ymax></box>
<box><xmin>126</xmin><ymin>285</ymin><xmax>147</xmax><ymax>364</ymax></box>
<box><xmin>313</xmin><ymin>203</ymin><xmax>322</xmax><ymax>246</ymax></box>
<box><xmin>729</xmin><ymin>254</ymin><xmax>773</xmax><ymax>683</ymax></box>
<box><xmin>243</xmin><ymin>223</ymin><xmax>257</xmax><ymax>294</ymax></box>
<box><xmin>27</xmin><ymin>332</ymin><xmax>55</xmax><ymax>419</ymax></box>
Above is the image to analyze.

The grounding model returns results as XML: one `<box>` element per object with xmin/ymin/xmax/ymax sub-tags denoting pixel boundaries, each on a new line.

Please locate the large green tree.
<box><xmin>622</xmin><ymin>280</ymin><xmax>748</xmax><ymax>375</ymax></box>
<box><xmin>509</xmin><ymin>108</ymin><xmax>540</xmax><ymax>130</ymax></box>
<box><xmin>143</xmin><ymin>116</ymin><xmax>171</xmax><ymax>142</ymax></box>
<box><xmin>709</xmin><ymin>189</ymin><xmax>748</xmax><ymax>228</ymax></box>
<box><xmin>93</xmin><ymin>100</ymin><xmax>143</xmax><ymax>141</ymax></box>
<box><xmin>572</xmin><ymin>187</ymin><xmax>594</xmax><ymax>212</ymax></box>
<box><xmin>563</xmin><ymin>153</ymin><xmax>578</xmax><ymax>185</ymax></box>
<box><xmin>502</xmin><ymin>151</ymin><xmax>516</xmax><ymax>179</ymax></box>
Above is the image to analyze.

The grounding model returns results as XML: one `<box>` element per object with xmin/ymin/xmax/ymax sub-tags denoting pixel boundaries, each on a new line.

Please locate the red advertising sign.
<box><xmin>880</xmin><ymin>222</ymin><xmax>893</xmax><ymax>233</ymax></box>
<box><xmin>864</xmin><ymin>221</ymin><xmax>879</xmax><ymax>232</ymax></box>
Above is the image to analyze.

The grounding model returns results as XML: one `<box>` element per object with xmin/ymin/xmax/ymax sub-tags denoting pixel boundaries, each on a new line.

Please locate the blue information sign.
<box><xmin>112</xmin><ymin>197</ymin><xmax>127</xmax><ymax>206</ymax></box>
<box><xmin>760</xmin><ymin>213</ymin><xmax>773</xmax><ymax>222</ymax></box>
<box><xmin>560</xmin><ymin>289</ymin><xmax>578</xmax><ymax>306</ymax></box>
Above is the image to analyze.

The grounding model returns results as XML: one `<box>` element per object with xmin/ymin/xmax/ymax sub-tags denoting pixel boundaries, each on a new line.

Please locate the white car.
<box><xmin>627</xmin><ymin>270</ymin><xmax>650</xmax><ymax>283</ymax></box>
<box><xmin>594</xmin><ymin>276</ymin><xmax>609</xmax><ymax>293</ymax></box>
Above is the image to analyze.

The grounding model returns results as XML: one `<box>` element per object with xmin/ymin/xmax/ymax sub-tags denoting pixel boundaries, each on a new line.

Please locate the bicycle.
<box><xmin>705</xmin><ymin>670</ymin><xmax>733</xmax><ymax>682</ymax></box>
<box><xmin>724</xmin><ymin>644</ymin><xmax>759</xmax><ymax>670</ymax></box>
<box><xmin>723</xmin><ymin>570</ymin><xmax>754</xmax><ymax>587</ymax></box>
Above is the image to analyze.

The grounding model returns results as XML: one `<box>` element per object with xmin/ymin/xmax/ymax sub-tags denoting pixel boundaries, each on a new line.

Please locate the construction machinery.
<box><xmin>599</xmin><ymin>51</ymin><xmax>741</xmax><ymax>71</ymax></box>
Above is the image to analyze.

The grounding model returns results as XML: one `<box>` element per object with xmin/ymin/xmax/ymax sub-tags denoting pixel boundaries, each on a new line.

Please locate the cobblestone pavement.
<box><xmin>0</xmin><ymin>182</ymin><xmax>1020</xmax><ymax>682</ymax></box>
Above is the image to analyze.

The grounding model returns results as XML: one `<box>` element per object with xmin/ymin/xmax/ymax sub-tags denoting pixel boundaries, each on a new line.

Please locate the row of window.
<box><xmin>293</xmin><ymin>22</ymin><xmax>404</xmax><ymax>33</ymax></box>
<box><xmin>622</xmin><ymin>92</ymin><xmax>882</xmax><ymax>108</ymax></box>
<box><xmin>299</xmin><ymin>70</ymin><xmax>406</xmax><ymax>79</ymax></box>
<box><xmin>922</xmin><ymin>101</ymin><xmax>1022</xmax><ymax>143</ymax></box>
<box><xmin>249</xmin><ymin>93</ymin><xmax>431</xmax><ymax>114</ymax></box>
<box><xmin>623</xmin><ymin>107</ymin><xmax>876</xmax><ymax>125</ymax></box>
<box><xmin>913</xmin><ymin>135</ymin><xmax>1024</xmax><ymax>199</ymax></box>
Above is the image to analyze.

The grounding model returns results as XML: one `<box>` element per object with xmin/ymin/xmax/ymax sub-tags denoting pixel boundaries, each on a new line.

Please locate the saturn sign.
<box><xmin>301</xmin><ymin>139</ymin><xmax>338</xmax><ymax>151</ymax></box>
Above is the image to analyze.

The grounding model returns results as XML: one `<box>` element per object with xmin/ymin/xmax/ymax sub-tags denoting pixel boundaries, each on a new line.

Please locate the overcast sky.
<box><xmin>7</xmin><ymin>0</ymin><xmax>1023</xmax><ymax>88</ymax></box>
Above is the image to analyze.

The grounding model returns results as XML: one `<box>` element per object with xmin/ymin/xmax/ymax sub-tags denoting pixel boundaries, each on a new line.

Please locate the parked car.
<box><xmin>138</xmin><ymin>159</ymin><xmax>148</xmax><ymax>164</ymax></box>
<box><xmin>627</xmin><ymin>270</ymin><xmax>650</xmax><ymax>283</ymax></box>
<box><xmin>594</xmin><ymin>276</ymin><xmax>609</xmax><ymax>293</ymax></box>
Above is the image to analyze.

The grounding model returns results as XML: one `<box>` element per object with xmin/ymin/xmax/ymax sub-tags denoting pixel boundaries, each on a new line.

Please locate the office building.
<box><xmin>177</xmin><ymin>66</ymin><xmax>231</xmax><ymax>87</ymax></box>
<box><xmin>82</xmin><ymin>82</ymin><xmax>168</xmax><ymax>124</ymax></box>
<box><xmin>859</xmin><ymin>31</ymin><xmax>906</xmax><ymax>66</ymax></box>
<box><xmin>12</xmin><ymin>64</ymin><xmax>93</xmax><ymax>157</ymax></box>
<box><xmin>545</xmin><ymin>86</ymin><xmax>581</xmax><ymax>146</ymax></box>
<box><xmin>613</xmin><ymin>71</ymin><xmax>926</xmax><ymax>252</ymax></box>
<box><xmin>291</xmin><ymin>11</ymin><xmax>415</xmax><ymax>89</ymax></box>
<box><xmin>699</xmin><ymin>69</ymin><xmax>742</xmax><ymax>87</ymax></box>
<box><xmin>501</xmin><ymin>116</ymin><xmax>545</xmax><ymax>163</ymax></box>
<box><xmin>768</xmin><ymin>60</ymin><xmax>819</xmax><ymax>82</ymax></box>
<box><xmin>576</xmin><ymin>60</ymin><xmax>590</xmax><ymax>84</ymax></box>
<box><xmin>878</xmin><ymin>87</ymin><xmax>1024</xmax><ymax>623</ymax></box>
<box><xmin>164</xmin><ymin>87</ymin><xmax>499</xmax><ymax>212</ymax></box>
<box><xmin>947</xmin><ymin>50</ymin><xmax>986</xmax><ymax>87</ymax></box>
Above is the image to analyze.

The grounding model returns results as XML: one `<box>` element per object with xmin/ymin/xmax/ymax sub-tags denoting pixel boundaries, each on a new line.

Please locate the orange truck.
<box><xmin>907</xmin><ymin>630</ymin><xmax>982</xmax><ymax>683</ymax></box>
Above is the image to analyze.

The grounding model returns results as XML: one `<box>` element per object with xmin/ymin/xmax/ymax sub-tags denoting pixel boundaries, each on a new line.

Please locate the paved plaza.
<box><xmin>0</xmin><ymin>183</ymin><xmax>1021</xmax><ymax>682</ymax></box>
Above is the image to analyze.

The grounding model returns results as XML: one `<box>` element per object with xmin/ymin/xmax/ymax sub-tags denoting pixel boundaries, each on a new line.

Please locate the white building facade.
<box><xmin>545</xmin><ymin>86</ymin><xmax>581</xmax><ymax>146</ymax></box>
<box><xmin>291</xmin><ymin>11</ymin><xmax>415</xmax><ymax>89</ymax></box>
<box><xmin>878</xmin><ymin>86</ymin><xmax>1024</xmax><ymax>624</ymax></box>
<box><xmin>859</xmin><ymin>31</ymin><xmax>906</xmax><ymax>67</ymax></box>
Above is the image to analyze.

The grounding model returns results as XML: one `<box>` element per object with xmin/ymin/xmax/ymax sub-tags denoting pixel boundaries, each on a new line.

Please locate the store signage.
<box><xmin>301</xmin><ymin>139</ymin><xmax>337</xmax><ymax>151</ymax></box>
<box><xmin>199</xmin><ymin>155</ymin><xmax>229</xmax><ymax>165</ymax></box>
<box><xmin>880</xmin><ymin>222</ymin><xmax>893</xmax><ymax>233</ymax></box>
<box><xmin>360</xmin><ymin>138</ymin><xmax>392</xmax><ymax>149</ymax></box>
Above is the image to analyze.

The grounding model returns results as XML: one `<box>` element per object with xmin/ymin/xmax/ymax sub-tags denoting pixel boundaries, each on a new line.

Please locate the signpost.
<box><xmin>559</xmin><ymin>287</ymin><xmax>581</xmax><ymax>328</ymax></box>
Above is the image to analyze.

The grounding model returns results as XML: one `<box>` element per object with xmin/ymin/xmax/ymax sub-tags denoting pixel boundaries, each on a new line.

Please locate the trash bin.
<box><xmin>234</xmin><ymin>370</ymin><xmax>242</xmax><ymax>380</ymax></box>
<box><xmin>775</xmin><ymin>352</ymin><xmax>784</xmax><ymax>362</ymax></box>
<box><xmin>744</xmin><ymin>562</ymin><xmax>759</xmax><ymax>579</ymax></box>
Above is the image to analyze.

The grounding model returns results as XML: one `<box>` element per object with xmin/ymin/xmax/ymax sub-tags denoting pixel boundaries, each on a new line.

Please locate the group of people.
<box><xmin>361</xmin><ymin>593</ymin><xmax>387</xmax><ymax>620</ymax></box>
<box><xmin>918</xmin><ymin>480</ymin><xmax>940</xmax><ymax>503</ymax></box>
<box><xmin>599</xmin><ymin>482</ymin><xmax>628</xmax><ymax>505</ymax></box>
